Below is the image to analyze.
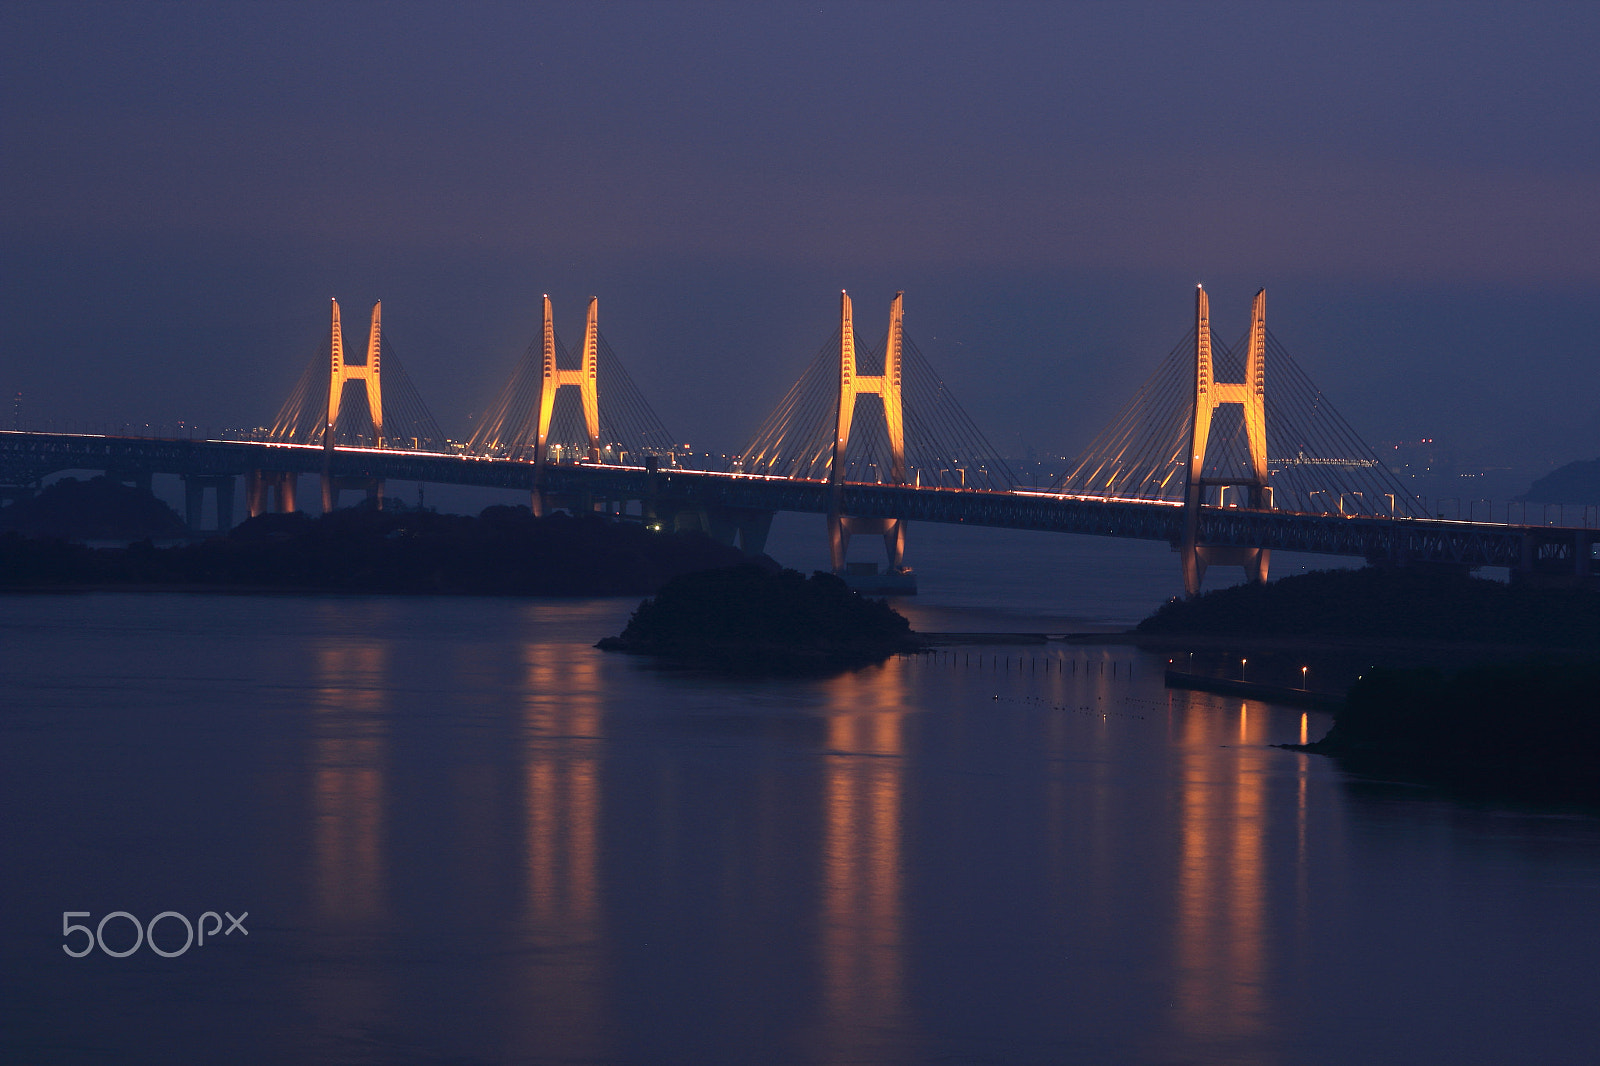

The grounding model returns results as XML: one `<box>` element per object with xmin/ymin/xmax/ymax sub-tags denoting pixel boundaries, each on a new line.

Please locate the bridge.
<box><xmin>2</xmin><ymin>289</ymin><xmax>1594</xmax><ymax>592</ymax></box>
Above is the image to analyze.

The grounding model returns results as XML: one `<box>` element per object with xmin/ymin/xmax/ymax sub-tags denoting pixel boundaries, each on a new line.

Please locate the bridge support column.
<box><xmin>1180</xmin><ymin>286</ymin><xmax>1272</xmax><ymax>596</ymax></box>
<box><xmin>827</xmin><ymin>291</ymin><xmax>913</xmax><ymax>583</ymax></box>
<box><xmin>187</xmin><ymin>476</ymin><xmax>207</xmax><ymax>530</ymax></box>
<box><xmin>184</xmin><ymin>474</ymin><xmax>237</xmax><ymax>531</ymax></box>
<box><xmin>830</xmin><ymin>515</ymin><xmax>906</xmax><ymax>572</ymax></box>
<box><xmin>1184</xmin><ymin>545</ymin><xmax>1268</xmax><ymax>593</ymax></box>
<box><xmin>321</xmin><ymin>475</ymin><xmax>383</xmax><ymax>514</ymax></box>
<box><xmin>325</xmin><ymin>298</ymin><xmax>385</xmax><ymax>449</ymax></box>
<box><xmin>245</xmin><ymin>472</ymin><xmax>296</xmax><ymax>519</ymax></box>
<box><xmin>216</xmin><ymin>475</ymin><xmax>236</xmax><ymax>530</ymax></box>
<box><xmin>708</xmin><ymin>507</ymin><xmax>775</xmax><ymax>556</ymax></box>
<box><xmin>529</xmin><ymin>295</ymin><xmax>603</xmax><ymax>518</ymax></box>
<box><xmin>320</xmin><ymin>298</ymin><xmax>386</xmax><ymax>514</ymax></box>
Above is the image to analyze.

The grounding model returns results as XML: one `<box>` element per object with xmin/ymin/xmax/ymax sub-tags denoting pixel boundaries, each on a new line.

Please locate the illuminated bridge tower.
<box><xmin>530</xmin><ymin>295</ymin><xmax>602</xmax><ymax>515</ymax></box>
<box><xmin>1180</xmin><ymin>287</ymin><xmax>1271</xmax><ymax>596</ymax></box>
<box><xmin>321</xmin><ymin>298</ymin><xmax>387</xmax><ymax>513</ymax></box>
<box><xmin>829</xmin><ymin>291</ymin><xmax>910</xmax><ymax>578</ymax></box>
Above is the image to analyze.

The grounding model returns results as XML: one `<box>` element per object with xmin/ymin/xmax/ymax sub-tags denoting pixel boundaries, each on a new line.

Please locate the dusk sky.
<box><xmin>3</xmin><ymin>1</ymin><xmax>1596</xmax><ymax>485</ymax></box>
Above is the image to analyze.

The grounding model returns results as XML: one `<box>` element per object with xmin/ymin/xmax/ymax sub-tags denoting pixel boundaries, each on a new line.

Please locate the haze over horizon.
<box><xmin>3</xmin><ymin>1</ymin><xmax>1596</xmax><ymax>491</ymax></box>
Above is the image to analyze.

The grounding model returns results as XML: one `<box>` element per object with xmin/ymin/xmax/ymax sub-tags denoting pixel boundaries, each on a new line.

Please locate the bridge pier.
<box><xmin>828</xmin><ymin>514</ymin><xmax>907</xmax><ymax>572</ymax></box>
<box><xmin>708</xmin><ymin>507</ymin><xmax>775</xmax><ymax>556</ymax></box>
<box><xmin>536</xmin><ymin>487</ymin><xmax>600</xmax><ymax>518</ymax></box>
<box><xmin>243</xmin><ymin>471</ymin><xmax>296</xmax><ymax>519</ymax></box>
<box><xmin>184</xmin><ymin>474</ymin><xmax>238</xmax><ymax>531</ymax></box>
<box><xmin>633</xmin><ymin>501</ymin><xmax>774</xmax><ymax>555</ymax></box>
<box><xmin>1180</xmin><ymin>543</ymin><xmax>1268</xmax><ymax>594</ymax></box>
<box><xmin>322</xmin><ymin>475</ymin><xmax>383</xmax><ymax>513</ymax></box>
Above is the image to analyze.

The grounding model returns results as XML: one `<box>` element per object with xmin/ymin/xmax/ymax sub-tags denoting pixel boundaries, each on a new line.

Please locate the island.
<box><xmin>597</xmin><ymin>564</ymin><xmax>923</xmax><ymax>674</ymax></box>
<box><xmin>1134</xmin><ymin>564</ymin><xmax>1599</xmax><ymax>649</ymax></box>
<box><xmin>1288</xmin><ymin>659</ymin><xmax>1600</xmax><ymax>802</ymax></box>
<box><xmin>1126</xmin><ymin>564</ymin><xmax>1600</xmax><ymax>802</ymax></box>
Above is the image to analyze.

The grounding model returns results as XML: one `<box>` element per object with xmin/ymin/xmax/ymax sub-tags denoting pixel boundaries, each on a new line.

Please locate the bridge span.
<box><xmin>4</xmin><ymin>288</ymin><xmax>1596</xmax><ymax>590</ymax></box>
<box><xmin>2</xmin><ymin>429</ymin><xmax>1592</xmax><ymax>585</ymax></box>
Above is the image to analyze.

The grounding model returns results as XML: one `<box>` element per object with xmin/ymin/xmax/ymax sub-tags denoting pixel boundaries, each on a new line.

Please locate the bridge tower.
<box><xmin>828</xmin><ymin>290</ymin><xmax>909</xmax><ymax>576</ymax></box>
<box><xmin>321</xmin><ymin>298</ymin><xmax>386</xmax><ymax>513</ymax></box>
<box><xmin>1180</xmin><ymin>286</ymin><xmax>1271</xmax><ymax>595</ymax></box>
<box><xmin>530</xmin><ymin>295</ymin><xmax>602</xmax><ymax>515</ymax></box>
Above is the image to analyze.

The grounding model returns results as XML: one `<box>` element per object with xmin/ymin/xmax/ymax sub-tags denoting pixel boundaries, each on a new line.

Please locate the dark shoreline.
<box><xmin>0</xmin><ymin>507</ymin><xmax>754</xmax><ymax>598</ymax></box>
<box><xmin>1276</xmin><ymin>658</ymin><xmax>1600</xmax><ymax>805</ymax></box>
<box><xmin>1066</xmin><ymin>568</ymin><xmax>1600</xmax><ymax>804</ymax></box>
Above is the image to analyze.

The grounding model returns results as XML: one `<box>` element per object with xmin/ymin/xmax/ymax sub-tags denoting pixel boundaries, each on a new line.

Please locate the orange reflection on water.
<box><xmin>1169</xmin><ymin>699</ymin><xmax>1271</xmax><ymax>1055</ymax></box>
<box><xmin>304</xmin><ymin>639</ymin><xmax>392</xmax><ymax>1042</ymax></box>
<box><xmin>512</xmin><ymin>642</ymin><xmax>606</xmax><ymax>1061</ymax></box>
<box><xmin>521</xmin><ymin>647</ymin><xmax>602</xmax><ymax>928</ymax></box>
<box><xmin>815</xmin><ymin>662</ymin><xmax>909</xmax><ymax>1054</ymax></box>
<box><xmin>310</xmin><ymin>643</ymin><xmax>389</xmax><ymax>923</ymax></box>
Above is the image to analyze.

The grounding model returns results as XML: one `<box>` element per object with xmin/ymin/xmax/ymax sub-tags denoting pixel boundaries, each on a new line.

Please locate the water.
<box><xmin>3</xmin><ymin>532</ymin><xmax>1598</xmax><ymax>1064</ymax></box>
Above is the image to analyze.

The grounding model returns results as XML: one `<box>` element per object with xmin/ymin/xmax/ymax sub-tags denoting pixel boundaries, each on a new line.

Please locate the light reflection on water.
<box><xmin>817</xmin><ymin>666</ymin><xmax>909</xmax><ymax>1062</ymax></box>
<box><xmin>2</xmin><ymin>591</ymin><xmax>1599</xmax><ymax>1065</ymax></box>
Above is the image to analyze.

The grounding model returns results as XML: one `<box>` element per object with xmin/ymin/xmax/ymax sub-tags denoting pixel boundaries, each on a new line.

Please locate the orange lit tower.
<box><xmin>529</xmin><ymin>295</ymin><xmax>603</xmax><ymax>515</ymax></box>
<box><xmin>1180</xmin><ymin>287</ymin><xmax>1271</xmax><ymax>595</ymax></box>
<box><xmin>326</xmin><ymin>299</ymin><xmax>384</xmax><ymax>449</ymax></box>
<box><xmin>321</xmin><ymin>299</ymin><xmax>386</xmax><ymax>513</ymax></box>
<box><xmin>828</xmin><ymin>291</ymin><xmax>909</xmax><ymax>575</ymax></box>
<box><xmin>535</xmin><ymin>295</ymin><xmax>602</xmax><ymax>469</ymax></box>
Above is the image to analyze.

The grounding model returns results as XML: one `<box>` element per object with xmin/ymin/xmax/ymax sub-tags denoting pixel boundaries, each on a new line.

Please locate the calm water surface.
<box><xmin>2</xmin><ymin>527</ymin><xmax>1596</xmax><ymax>1064</ymax></box>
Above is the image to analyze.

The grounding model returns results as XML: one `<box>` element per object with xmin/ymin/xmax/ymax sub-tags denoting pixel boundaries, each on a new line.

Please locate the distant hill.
<box><xmin>0</xmin><ymin>476</ymin><xmax>188</xmax><ymax>541</ymax></box>
<box><xmin>1518</xmin><ymin>458</ymin><xmax>1600</xmax><ymax>503</ymax></box>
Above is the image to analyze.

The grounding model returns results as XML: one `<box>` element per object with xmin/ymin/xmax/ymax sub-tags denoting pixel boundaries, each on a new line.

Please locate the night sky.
<box><xmin>3</xmin><ymin>1</ymin><xmax>1596</xmax><ymax>488</ymax></box>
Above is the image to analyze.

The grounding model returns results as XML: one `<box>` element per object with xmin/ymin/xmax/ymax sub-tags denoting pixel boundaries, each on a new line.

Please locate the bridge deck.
<box><xmin>2</xmin><ymin>431</ymin><xmax>1593</xmax><ymax>574</ymax></box>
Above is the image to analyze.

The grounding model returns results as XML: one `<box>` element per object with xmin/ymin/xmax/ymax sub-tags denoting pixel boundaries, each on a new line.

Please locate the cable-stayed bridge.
<box><xmin>2</xmin><ymin>290</ymin><xmax>1594</xmax><ymax>592</ymax></box>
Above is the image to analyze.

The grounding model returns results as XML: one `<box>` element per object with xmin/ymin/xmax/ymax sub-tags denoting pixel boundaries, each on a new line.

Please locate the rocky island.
<box><xmin>597</xmin><ymin>564</ymin><xmax>923</xmax><ymax>674</ymax></box>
